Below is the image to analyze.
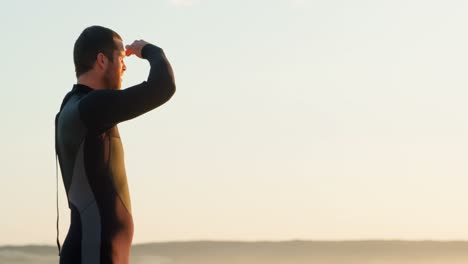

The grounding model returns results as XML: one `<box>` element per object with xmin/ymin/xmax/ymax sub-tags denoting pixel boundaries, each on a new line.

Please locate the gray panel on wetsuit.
<box><xmin>57</xmin><ymin>95</ymin><xmax>87</xmax><ymax>193</ymax></box>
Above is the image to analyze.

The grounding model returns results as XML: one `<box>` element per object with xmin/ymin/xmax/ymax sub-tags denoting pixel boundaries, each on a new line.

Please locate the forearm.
<box><xmin>141</xmin><ymin>44</ymin><xmax>176</xmax><ymax>107</ymax></box>
<box><xmin>78</xmin><ymin>44</ymin><xmax>176</xmax><ymax>129</ymax></box>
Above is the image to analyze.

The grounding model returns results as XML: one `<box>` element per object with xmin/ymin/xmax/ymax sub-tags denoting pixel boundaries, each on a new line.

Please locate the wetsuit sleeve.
<box><xmin>78</xmin><ymin>44</ymin><xmax>176</xmax><ymax>130</ymax></box>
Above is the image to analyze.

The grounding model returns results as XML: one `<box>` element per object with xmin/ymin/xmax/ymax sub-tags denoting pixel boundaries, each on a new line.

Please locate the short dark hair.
<box><xmin>73</xmin><ymin>25</ymin><xmax>122</xmax><ymax>77</ymax></box>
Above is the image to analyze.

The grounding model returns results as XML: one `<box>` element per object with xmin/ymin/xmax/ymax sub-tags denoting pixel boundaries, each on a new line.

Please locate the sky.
<box><xmin>1</xmin><ymin>0</ymin><xmax>468</xmax><ymax>246</ymax></box>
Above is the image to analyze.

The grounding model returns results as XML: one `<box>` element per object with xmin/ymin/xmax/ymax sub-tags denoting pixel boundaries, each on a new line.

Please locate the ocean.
<box><xmin>1</xmin><ymin>241</ymin><xmax>468</xmax><ymax>264</ymax></box>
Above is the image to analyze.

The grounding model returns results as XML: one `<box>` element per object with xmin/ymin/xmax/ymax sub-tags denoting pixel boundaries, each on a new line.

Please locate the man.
<box><xmin>55</xmin><ymin>25</ymin><xmax>176</xmax><ymax>264</ymax></box>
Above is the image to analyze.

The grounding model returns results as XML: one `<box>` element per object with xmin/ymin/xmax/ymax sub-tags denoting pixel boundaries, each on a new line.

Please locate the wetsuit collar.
<box><xmin>73</xmin><ymin>84</ymin><xmax>94</xmax><ymax>93</ymax></box>
<box><xmin>59</xmin><ymin>84</ymin><xmax>93</xmax><ymax>112</ymax></box>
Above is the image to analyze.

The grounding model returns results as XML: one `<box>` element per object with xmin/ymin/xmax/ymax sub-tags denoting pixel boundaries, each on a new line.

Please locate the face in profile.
<box><xmin>103</xmin><ymin>38</ymin><xmax>127</xmax><ymax>90</ymax></box>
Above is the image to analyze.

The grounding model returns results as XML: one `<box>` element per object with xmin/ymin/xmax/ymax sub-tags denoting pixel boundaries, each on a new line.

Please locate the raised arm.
<box><xmin>78</xmin><ymin>42</ymin><xmax>176</xmax><ymax>130</ymax></box>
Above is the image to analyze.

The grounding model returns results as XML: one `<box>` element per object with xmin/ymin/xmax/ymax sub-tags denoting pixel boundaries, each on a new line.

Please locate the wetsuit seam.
<box><xmin>107</xmin><ymin>132</ymin><xmax>132</xmax><ymax>215</ymax></box>
<box><xmin>75</xmin><ymin>92</ymin><xmax>91</xmax><ymax>129</ymax></box>
<box><xmin>116</xmin><ymin>188</ymin><xmax>132</xmax><ymax>214</ymax></box>
<box><xmin>79</xmin><ymin>200</ymin><xmax>98</xmax><ymax>214</ymax></box>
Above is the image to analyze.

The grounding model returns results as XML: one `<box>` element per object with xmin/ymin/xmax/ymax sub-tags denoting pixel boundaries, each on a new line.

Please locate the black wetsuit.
<box><xmin>55</xmin><ymin>44</ymin><xmax>175</xmax><ymax>264</ymax></box>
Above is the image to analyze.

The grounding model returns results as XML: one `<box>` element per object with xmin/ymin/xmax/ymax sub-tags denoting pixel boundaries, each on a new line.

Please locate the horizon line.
<box><xmin>4</xmin><ymin>239</ymin><xmax>468</xmax><ymax>248</ymax></box>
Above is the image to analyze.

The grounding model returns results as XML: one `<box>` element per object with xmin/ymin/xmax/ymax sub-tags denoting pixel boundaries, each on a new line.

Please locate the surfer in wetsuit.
<box><xmin>55</xmin><ymin>25</ymin><xmax>176</xmax><ymax>264</ymax></box>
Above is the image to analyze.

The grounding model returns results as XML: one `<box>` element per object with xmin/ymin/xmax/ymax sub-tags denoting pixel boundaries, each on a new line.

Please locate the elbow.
<box><xmin>170</xmin><ymin>81</ymin><xmax>176</xmax><ymax>98</ymax></box>
<box><xmin>167</xmin><ymin>77</ymin><xmax>176</xmax><ymax>97</ymax></box>
<box><xmin>158</xmin><ymin>80</ymin><xmax>176</xmax><ymax>105</ymax></box>
<box><xmin>162</xmin><ymin>58</ymin><xmax>176</xmax><ymax>102</ymax></box>
<box><xmin>147</xmin><ymin>70</ymin><xmax>176</xmax><ymax>107</ymax></box>
<box><xmin>165</xmin><ymin>66</ymin><xmax>176</xmax><ymax>100</ymax></box>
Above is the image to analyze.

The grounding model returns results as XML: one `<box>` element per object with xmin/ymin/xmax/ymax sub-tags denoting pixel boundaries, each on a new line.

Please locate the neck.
<box><xmin>77</xmin><ymin>72</ymin><xmax>106</xmax><ymax>90</ymax></box>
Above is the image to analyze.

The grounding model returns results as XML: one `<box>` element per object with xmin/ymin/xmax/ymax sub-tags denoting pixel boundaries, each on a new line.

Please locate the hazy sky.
<box><xmin>2</xmin><ymin>0</ymin><xmax>468</xmax><ymax>246</ymax></box>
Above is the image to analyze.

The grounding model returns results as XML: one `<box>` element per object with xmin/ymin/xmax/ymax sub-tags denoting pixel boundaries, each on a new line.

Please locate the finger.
<box><xmin>125</xmin><ymin>45</ymin><xmax>134</xmax><ymax>56</ymax></box>
<box><xmin>125</xmin><ymin>49</ymin><xmax>133</xmax><ymax>56</ymax></box>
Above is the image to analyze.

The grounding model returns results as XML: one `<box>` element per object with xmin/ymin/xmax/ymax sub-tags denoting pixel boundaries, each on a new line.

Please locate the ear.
<box><xmin>96</xmin><ymin>53</ymin><xmax>108</xmax><ymax>71</ymax></box>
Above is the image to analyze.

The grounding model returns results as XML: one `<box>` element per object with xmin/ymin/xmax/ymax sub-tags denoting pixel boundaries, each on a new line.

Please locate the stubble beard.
<box><xmin>103</xmin><ymin>66</ymin><xmax>121</xmax><ymax>90</ymax></box>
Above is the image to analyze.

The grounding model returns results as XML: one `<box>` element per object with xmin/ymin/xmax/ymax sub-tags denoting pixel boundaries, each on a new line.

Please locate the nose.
<box><xmin>122</xmin><ymin>62</ymin><xmax>127</xmax><ymax>72</ymax></box>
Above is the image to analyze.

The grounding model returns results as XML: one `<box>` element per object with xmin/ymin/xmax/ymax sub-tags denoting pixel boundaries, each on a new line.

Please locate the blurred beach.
<box><xmin>2</xmin><ymin>241</ymin><xmax>468</xmax><ymax>264</ymax></box>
